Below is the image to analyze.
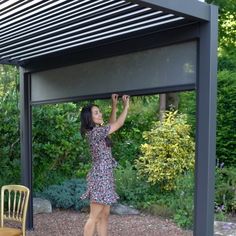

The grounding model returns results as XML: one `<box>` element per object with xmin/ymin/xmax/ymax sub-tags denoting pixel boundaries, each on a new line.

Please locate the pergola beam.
<box><xmin>132</xmin><ymin>0</ymin><xmax>210</xmax><ymax>21</ymax></box>
<box><xmin>25</xmin><ymin>23</ymin><xmax>200</xmax><ymax>72</ymax></box>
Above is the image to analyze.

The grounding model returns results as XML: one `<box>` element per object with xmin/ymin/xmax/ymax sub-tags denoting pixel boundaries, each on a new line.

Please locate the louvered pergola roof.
<box><xmin>0</xmin><ymin>0</ymin><xmax>209</xmax><ymax>67</ymax></box>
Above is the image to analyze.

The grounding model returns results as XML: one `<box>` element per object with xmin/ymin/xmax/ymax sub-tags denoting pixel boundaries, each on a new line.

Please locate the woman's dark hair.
<box><xmin>80</xmin><ymin>104</ymin><xmax>96</xmax><ymax>137</ymax></box>
<box><xmin>80</xmin><ymin>104</ymin><xmax>112</xmax><ymax>147</ymax></box>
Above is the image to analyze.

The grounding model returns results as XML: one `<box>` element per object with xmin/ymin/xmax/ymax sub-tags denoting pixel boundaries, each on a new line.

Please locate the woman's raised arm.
<box><xmin>109</xmin><ymin>94</ymin><xmax>118</xmax><ymax>124</ymax></box>
<box><xmin>109</xmin><ymin>95</ymin><xmax>129</xmax><ymax>135</ymax></box>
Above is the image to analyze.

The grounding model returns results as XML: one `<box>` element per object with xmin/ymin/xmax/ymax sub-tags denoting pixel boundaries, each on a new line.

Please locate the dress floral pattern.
<box><xmin>80</xmin><ymin>125</ymin><xmax>119</xmax><ymax>205</ymax></box>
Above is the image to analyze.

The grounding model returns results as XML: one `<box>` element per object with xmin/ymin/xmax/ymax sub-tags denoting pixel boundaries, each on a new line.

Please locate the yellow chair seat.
<box><xmin>0</xmin><ymin>227</ymin><xmax>22</xmax><ymax>236</ymax></box>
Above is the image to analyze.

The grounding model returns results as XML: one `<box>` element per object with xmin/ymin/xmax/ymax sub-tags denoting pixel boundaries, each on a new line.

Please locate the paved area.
<box><xmin>23</xmin><ymin>209</ymin><xmax>236</xmax><ymax>236</ymax></box>
<box><xmin>26</xmin><ymin>209</ymin><xmax>192</xmax><ymax>236</ymax></box>
<box><xmin>214</xmin><ymin>221</ymin><xmax>236</xmax><ymax>236</ymax></box>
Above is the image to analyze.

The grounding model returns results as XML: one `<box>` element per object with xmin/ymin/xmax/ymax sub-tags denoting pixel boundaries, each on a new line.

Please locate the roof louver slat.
<box><xmin>0</xmin><ymin>0</ymin><xmax>130</xmax><ymax>45</ymax></box>
<box><xmin>0</xmin><ymin>8</ymin><xmax>154</xmax><ymax>56</ymax></box>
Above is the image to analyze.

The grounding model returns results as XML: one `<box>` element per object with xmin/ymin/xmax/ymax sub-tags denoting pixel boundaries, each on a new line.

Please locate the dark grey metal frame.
<box><xmin>19</xmin><ymin>68</ymin><xmax>33</xmax><ymax>230</ymax></box>
<box><xmin>17</xmin><ymin>2</ymin><xmax>218</xmax><ymax>236</ymax></box>
<box><xmin>131</xmin><ymin>0</ymin><xmax>210</xmax><ymax>21</ymax></box>
<box><xmin>195</xmin><ymin>6</ymin><xmax>218</xmax><ymax>236</ymax></box>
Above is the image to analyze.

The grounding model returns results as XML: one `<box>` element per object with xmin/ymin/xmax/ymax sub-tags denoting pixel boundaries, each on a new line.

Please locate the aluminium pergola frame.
<box><xmin>1</xmin><ymin>1</ymin><xmax>218</xmax><ymax>235</ymax></box>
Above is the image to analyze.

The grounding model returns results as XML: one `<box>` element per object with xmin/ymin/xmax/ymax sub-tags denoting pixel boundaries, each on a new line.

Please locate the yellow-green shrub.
<box><xmin>135</xmin><ymin>111</ymin><xmax>195</xmax><ymax>191</ymax></box>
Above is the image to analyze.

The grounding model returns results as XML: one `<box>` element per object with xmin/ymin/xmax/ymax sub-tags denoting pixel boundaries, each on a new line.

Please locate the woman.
<box><xmin>80</xmin><ymin>94</ymin><xmax>130</xmax><ymax>236</ymax></box>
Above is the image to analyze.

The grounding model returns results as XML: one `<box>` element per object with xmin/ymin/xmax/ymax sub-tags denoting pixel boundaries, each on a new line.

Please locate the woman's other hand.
<box><xmin>122</xmin><ymin>95</ymin><xmax>129</xmax><ymax>108</ymax></box>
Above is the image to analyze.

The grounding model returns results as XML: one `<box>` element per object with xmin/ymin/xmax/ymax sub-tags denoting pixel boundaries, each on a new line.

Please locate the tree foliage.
<box><xmin>0</xmin><ymin>65</ymin><xmax>19</xmax><ymax>97</ymax></box>
<box><xmin>207</xmin><ymin>0</ymin><xmax>236</xmax><ymax>70</ymax></box>
<box><xmin>216</xmin><ymin>71</ymin><xmax>236</xmax><ymax>166</ymax></box>
<box><xmin>0</xmin><ymin>65</ymin><xmax>20</xmax><ymax>187</ymax></box>
<box><xmin>32</xmin><ymin>103</ymin><xmax>90</xmax><ymax>191</ymax></box>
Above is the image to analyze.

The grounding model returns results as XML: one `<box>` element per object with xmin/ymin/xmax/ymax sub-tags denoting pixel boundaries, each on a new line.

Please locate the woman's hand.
<box><xmin>122</xmin><ymin>95</ymin><xmax>129</xmax><ymax>108</ymax></box>
<box><xmin>109</xmin><ymin>95</ymin><xmax>129</xmax><ymax>135</ymax></box>
<box><xmin>111</xmin><ymin>94</ymin><xmax>119</xmax><ymax>106</ymax></box>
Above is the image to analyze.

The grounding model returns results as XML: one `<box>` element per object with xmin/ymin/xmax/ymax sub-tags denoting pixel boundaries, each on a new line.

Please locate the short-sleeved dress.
<box><xmin>80</xmin><ymin>125</ymin><xmax>119</xmax><ymax>205</ymax></box>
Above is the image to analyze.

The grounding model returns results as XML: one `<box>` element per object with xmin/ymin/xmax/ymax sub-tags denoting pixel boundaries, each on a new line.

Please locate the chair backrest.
<box><xmin>1</xmin><ymin>185</ymin><xmax>30</xmax><ymax>233</ymax></box>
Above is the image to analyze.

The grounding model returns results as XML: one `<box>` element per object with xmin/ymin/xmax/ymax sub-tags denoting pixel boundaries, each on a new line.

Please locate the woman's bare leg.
<box><xmin>97</xmin><ymin>205</ymin><xmax>110</xmax><ymax>236</ymax></box>
<box><xmin>84</xmin><ymin>203</ymin><xmax>105</xmax><ymax>236</ymax></box>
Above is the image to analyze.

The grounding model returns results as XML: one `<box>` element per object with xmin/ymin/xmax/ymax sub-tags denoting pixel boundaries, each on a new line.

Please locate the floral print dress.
<box><xmin>80</xmin><ymin>125</ymin><xmax>119</xmax><ymax>205</ymax></box>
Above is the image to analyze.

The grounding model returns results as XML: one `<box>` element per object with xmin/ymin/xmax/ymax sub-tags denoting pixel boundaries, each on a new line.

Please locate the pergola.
<box><xmin>0</xmin><ymin>0</ymin><xmax>218</xmax><ymax>235</ymax></box>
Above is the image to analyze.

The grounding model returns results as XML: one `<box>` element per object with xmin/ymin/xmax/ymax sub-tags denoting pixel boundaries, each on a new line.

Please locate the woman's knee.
<box><xmin>89</xmin><ymin>203</ymin><xmax>105</xmax><ymax>223</ymax></box>
<box><xmin>88</xmin><ymin>215</ymin><xmax>101</xmax><ymax>224</ymax></box>
<box><xmin>100</xmin><ymin>206</ymin><xmax>110</xmax><ymax>220</ymax></box>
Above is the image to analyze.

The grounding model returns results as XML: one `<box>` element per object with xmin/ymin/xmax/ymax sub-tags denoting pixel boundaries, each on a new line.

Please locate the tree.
<box><xmin>207</xmin><ymin>0</ymin><xmax>236</xmax><ymax>70</ymax></box>
<box><xmin>216</xmin><ymin>71</ymin><xmax>236</xmax><ymax>166</ymax></box>
<box><xmin>0</xmin><ymin>65</ymin><xmax>19</xmax><ymax>98</ymax></box>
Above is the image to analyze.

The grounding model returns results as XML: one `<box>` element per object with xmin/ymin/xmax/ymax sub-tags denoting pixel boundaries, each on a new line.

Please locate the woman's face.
<box><xmin>91</xmin><ymin>106</ymin><xmax>103</xmax><ymax>125</ymax></box>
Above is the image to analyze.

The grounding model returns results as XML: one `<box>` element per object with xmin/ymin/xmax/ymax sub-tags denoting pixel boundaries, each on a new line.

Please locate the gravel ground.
<box><xmin>26</xmin><ymin>209</ymin><xmax>193</xmax><ymax>236</ymax></box>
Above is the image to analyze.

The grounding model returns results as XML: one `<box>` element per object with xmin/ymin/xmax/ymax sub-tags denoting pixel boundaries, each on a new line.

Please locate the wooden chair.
<box><xmin>0</xmin><ymin>185</ymin><xmax>30</xmax><ymax>236</ymax></box>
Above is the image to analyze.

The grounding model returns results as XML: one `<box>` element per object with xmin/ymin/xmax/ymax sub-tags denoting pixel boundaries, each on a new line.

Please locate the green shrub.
<box><xmin>135</xmin><ymin>110</ymin><xmax>195</xmax><ymax>190</ymax></box>
<box><xmin>172</xmin><ymin>172</ymin><xmax>194</xmax><ymax>229</ymax></box>
<box><xmin>215</xmin><ymin>165</ymin><xmax>236</xmax><ymax>213</ymax></box>
<box><xmin>32</xmin><ymin>103</ymin><xmax>90</xmax><ymax>191</ymax></box>
<box><xmin>39</xmin><ymin>179</ymin><xmax>89</xmax><ymax>211</ymax></box>
<box><xmin>178</xmin><ymin>91</ymin><xmax>196</xmax><ymax>136</ymax></box>
<box><xmin>215</xmin><ymin>211</ymin><xmax>227</xmax><ymax>221</ymax></box>
<box><xmin>75</xmin><ymin>163</ymin><xmax>91</xmax><ymax>178</ymax></box>
<box><xmin>114</xmin><ymin>161</ymin><xmax>150</xmax><ymax>204</ymax></box>
<box><xmin>136</xmin><ymin>171</ymin><xmax>194</xmax><ymax>229</ymax></box>
<box><xmin>0</xmin><ymin>90</ymin><xmax>21</xmax><ymax>186</ymax></box>
<box><xmin>216</xmin><ymin>70</ymin><xmax>236</xmax><ymax>167</ymax></box>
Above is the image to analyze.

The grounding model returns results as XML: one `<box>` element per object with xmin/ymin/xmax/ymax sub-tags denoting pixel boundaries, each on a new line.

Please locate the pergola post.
<box><xmin>195</xmin><ymin>5</ymin><xmax>218</xmax><ymax>236</ymax></box>
<box><xmin>20</xmin><ymin>68</ymin><xmax>33</xmax><ymax>230</ymax></box>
